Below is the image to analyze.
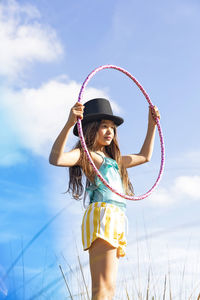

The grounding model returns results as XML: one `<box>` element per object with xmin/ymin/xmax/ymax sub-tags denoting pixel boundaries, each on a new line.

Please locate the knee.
<box><xmin>92</xmin><ymin>283</ymin><xmax>116</xmax><ymax>300</ymax></box>
<box><xmin>92</xmin><ymin>287</ymin><xmax>107</xmax><ymax>300</ymax></box>
<box><xmin>107</xmin><ymin>283</ymin><xmax>115</xmax><ymax>299</ymax></box>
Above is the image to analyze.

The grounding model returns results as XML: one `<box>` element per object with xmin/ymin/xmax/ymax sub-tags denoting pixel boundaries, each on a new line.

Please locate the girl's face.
<box><xmin>95</xmin><ymin>120</ymin><xmax>115</xmax><ymax>148</ymax></box>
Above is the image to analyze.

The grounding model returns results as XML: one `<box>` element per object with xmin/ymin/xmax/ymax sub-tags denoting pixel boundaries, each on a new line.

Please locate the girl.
<box><xmin>49</xmin><ymin>98</ymin><xmax>160</xmax><ymax>300</ymax></box>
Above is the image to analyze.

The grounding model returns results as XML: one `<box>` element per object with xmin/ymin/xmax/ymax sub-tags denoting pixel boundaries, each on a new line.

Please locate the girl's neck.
<box><xmin>95</xmin><ymin>149</ymin><xmax>111</xmax><ymax>159</ymax></box>
<box><xmin>93</xmin><ymin>144</ymin><xmax>105</xmax><ymax>153</ymax></box>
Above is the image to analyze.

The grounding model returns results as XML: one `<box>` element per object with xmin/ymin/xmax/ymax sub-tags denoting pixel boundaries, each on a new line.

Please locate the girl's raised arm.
<box><xmin>49</xmin><ymin>102</ymin><xmax>84</xmax><ymax>167</ymax></box>
<box><xmin>122</xmin><ymin>106</ymin><xmax>160</xmax><ymax>168</ymax></box>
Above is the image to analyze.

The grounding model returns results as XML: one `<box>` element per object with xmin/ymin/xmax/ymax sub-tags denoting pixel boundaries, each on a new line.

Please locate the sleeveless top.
<box><xmin>86</xmin><ymin>153</ymin><xmax>127</xmax><ymax>212</ymax></box>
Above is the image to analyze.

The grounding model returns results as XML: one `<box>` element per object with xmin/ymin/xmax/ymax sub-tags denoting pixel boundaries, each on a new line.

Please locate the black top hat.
<box><xmin>73</xmin><ymin>98</ymin><xmax>124</xmax><ymax>136</ymax></box>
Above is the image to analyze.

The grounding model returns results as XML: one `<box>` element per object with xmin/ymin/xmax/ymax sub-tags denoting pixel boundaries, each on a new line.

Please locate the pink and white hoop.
<box><xmin>76</xmin><ymin>65</ymin><xmax>165</xmax><ymax>200</ymax></box>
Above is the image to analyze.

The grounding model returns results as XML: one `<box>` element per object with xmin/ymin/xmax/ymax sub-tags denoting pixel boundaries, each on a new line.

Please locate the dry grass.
<box><xmin>59</xmin><ymin>253</ymin><xmax>200</xmax><ymax>300</ymax></box>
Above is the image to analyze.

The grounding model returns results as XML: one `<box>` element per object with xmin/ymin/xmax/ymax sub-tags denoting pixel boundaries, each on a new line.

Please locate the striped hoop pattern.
<box><xmin>76</xmin><ymin>65</ymin><xmax>165</xmax><ymax>200</ymax></box>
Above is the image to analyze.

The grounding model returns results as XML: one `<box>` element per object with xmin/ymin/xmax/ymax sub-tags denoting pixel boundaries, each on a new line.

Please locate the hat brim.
<box><xmin>73</xmin><ymin>113</ymin><xmax>124</xmax><ymax>136</ymax></box>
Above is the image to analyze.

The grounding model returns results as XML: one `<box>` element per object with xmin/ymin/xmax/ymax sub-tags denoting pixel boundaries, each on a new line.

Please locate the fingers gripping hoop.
<box><xmin>77</xmin><ymin>65</ymin><xmax>165</xmax><ymax>201</ymax></box>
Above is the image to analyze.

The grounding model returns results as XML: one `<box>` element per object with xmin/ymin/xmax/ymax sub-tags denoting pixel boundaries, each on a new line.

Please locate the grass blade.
<box><xmin>59</xmin><ymin>265</ymin><xmax>74</xmax><ymax>300</ymax></box>
<box><xmin>77</xmin><ymin>255</ymin><xmax>90</xmax><ymax>300</ymax></box>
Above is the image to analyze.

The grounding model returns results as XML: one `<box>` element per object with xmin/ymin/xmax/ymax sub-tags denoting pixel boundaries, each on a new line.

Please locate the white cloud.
<box><xmin>185</xmin><ymin>150</ymin><xmax>200</xmax><ymax>162</ymax></box>
<box><xmin>173</xmin><ymin>176</ymin><xmax>200</xmax><ymax>199</ymax></box>
<box><xmin>1</xmin><ymin>78</ymin><xmax>110</xmax><ymax>157</ymax></box>
<box><xmin>0</xmin><ymin>0</ymin><xmax>63</xmax><ymax>79</ymax></box>
<box><xmin>0</xmin><ymin>1</ymin><xmax>123</xmax><ymax>164</ymax></box>
<box><xmin>148</xmin><ymin>187</ymin><xmax>175</xmax><ymax>206</ymax></box>
<box><xmin>169</xmin><ymin>150</ymin><xmax>200</xmax><ymax>169</ymax></box>
<box><xmin>149</xmin><ymin>175</ymin><xmax>200</xmax><ymax>206</ymax></box>
<box><xmin>0</xmin><ymin>151</ymin><xmax>27</xmax><ymax>166</ymax></box>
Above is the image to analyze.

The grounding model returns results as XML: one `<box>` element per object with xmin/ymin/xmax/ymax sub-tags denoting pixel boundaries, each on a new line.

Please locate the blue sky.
<box><xmin>0</xmin><ymin>0</ymin><xmax>200</xmax><ymax>299</ymax></box>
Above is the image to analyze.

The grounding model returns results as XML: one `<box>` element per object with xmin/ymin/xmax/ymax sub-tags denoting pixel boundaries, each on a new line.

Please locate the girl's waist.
<box><xmin>89</xmin><ymin>199</ymin><xmax>126</xmax><ymax>212</ymax></box>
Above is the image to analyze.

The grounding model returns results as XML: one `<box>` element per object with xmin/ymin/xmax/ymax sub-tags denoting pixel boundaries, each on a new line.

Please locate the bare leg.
<box><xmin>89</xmin><ymin>238</ymin><xmax>119</xmax><ymax>300</ymax></box>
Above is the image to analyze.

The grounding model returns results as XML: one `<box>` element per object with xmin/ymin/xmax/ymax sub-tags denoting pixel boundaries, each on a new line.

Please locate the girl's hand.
<box><xmin>149</xmin><ymin>105</ymin><xmax>160</xmax><ymax>125</ymax></box>
<box><xmin>67</xmin><ymin>102</ymin><xmax>84</xmax><ymax>127</ymax></box>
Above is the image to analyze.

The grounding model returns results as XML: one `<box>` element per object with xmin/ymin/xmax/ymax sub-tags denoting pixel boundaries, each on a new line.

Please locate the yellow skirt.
<box><xmin>81</xmin><ymin>202</ymin><xmax>128</xmax><ymax>257</ymax></box>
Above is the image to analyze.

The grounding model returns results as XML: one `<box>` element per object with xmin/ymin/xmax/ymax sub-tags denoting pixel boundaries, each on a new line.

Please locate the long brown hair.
<box><xmin>67</xmin><ymin>120</ymin><xmax>134</xmax><ymax>200</ymax></box>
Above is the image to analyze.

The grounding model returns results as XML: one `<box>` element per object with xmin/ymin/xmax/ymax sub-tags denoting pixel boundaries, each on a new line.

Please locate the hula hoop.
<box><xmin>77</xmin><ymin>65</ymin><xmax>165</xmax><ymax>200</ymax></box>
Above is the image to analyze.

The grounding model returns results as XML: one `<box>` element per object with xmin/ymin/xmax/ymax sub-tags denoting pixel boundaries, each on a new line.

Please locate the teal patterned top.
<box><xmin>86</xmin><ymin>154</ymin><xmax>126</xmax><ymax>211</ymax></box>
